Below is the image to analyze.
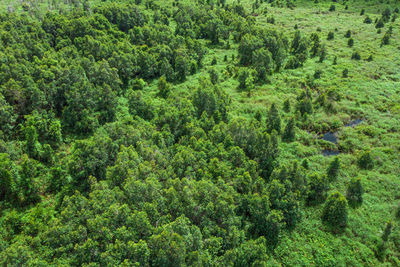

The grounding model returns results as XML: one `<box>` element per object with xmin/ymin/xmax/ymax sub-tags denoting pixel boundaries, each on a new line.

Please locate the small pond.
<box><xmin>321</xmin><ymin>119</ymin><xmax>364</xmax><ymax>156</ymax></box>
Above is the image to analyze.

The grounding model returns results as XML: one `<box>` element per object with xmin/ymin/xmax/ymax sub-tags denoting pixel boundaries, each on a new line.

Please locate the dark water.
<box><xmin>322</xmin><ymin>132</ymin><xmax>338</xmax><ymax>144</ymax></box>
<box><xmin>345</xmin><ymin>119</ymin><xmax>363</xmax><ymax>128</ymax></box>
<box><xmin>321</xmin><ymin>119</ymin><xmax>363</xmax><ymax>156</ymax></box>
<box><xmin>322</xmin><ymin>149</ymin><xmax>340</xmax><ymax>156</ymax></box>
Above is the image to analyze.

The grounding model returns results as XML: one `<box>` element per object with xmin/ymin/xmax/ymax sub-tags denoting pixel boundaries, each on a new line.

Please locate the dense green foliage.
<box><xmin>0</xmin><ymin>0</ymin><xmax>399</xmax><ymax>265</ymax></box>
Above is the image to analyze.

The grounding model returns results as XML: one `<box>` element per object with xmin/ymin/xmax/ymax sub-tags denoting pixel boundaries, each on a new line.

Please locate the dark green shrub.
<box><xmin>376</xmin><ymin>19</ymin><xmax>384</xmax><ymax>28</ymax></box>
<box><xmin>333</xmin><ymin>56</ymin><xmax>337</xmax><ymax>65</ymax></box>
<box><xmin>351</xmin><ymin>51</ymin><xmax>361</xmax><ymax>60</ymax></box>
<box><xmin>347</xmin><ymin>38</ymin><xmax>354</xmax><ymax>47</ymax></box>
<box><xmin>327</xmin><ymin>157</ymin><xmax>340</xmax><ymax>180</ymax></box>
<box><xmin>329</xmin><ymin>5</ymin><xmax>335</xmax><ymax>12</ymax></box>
<box><xmin>357</xmin><ymin>151</ymin><xmax>374</xmax><ymax>169</ymax></box>
<box><xmin>345</xmin><ymin>30</ymin><xmax>351</xmax><ymax>38</ymax></box>
<box><xmin>364</xmin><ymin>16</ymin><xmax>372</xmax><ymax>24</ymax></box>
<box><xmin>282</xmin><ymin>117</ymin><xmax>295</xmax><ymax>142</ymax></box>
<box><xmin>322</xmin><ymin>191</ymin><xmax>348</xmax><ymax>229</ymax></box>
<box><xmin>382</xmin><ymin>221</ymin><xmax>392</xmax><ymax>242</ymax></box>
<box><xmin>346</xmin><ymin>177</ymin><xmax>364</xmax><ymax>206</ymax></box>
<box><xmin>327</xmin><ymin>31</ymin><xmax>334</xmax><ymax>40</ymax></box>
<box><xmin>342</xmin><ymin>68</ymin><xmax>349</xmax><ymax>78</ymax></box>
<box><xmin>313</xmin><ymin>69</ymin><xmax>322</xmax><ymax>79</ymax></box>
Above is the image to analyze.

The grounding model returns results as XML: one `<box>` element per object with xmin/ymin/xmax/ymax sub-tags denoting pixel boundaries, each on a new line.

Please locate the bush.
<box><xmin>347</xmin><ymin>38</ymin><xmax>354</xmax><ymax>47</ymax></box>
<box><xmin>322</xmin><ymin>191</ymin><xmax>348</xmax><ymax>230</ymax></box>
<box><xmin>346</xmin><ymin>177</ymin><xmax>364</xmax><ymax>206</ymax></box>
<box><xmin>360</xmin><ymin>9</ymin><xmax>365</xmax><ymax>16</ymax></box>
<box><xmin>351</xmin><ymin>51</ymin><xmax>361</xmax><ymax>60</ymax></box>
<box><xmin>313</xmin><ymin>69</ymin><xmax>322</xmax><ymax>79</ymax></box>
<box><xmin>345</xmin><ymin>30</ymin><xmax>351</xmax><ymax>38</ymax></box>
<box><xmin>342</xmin><ymin>68</ymin><xmax>349</xmax><ymax>78</ymax></box>
<box><xmin>327</xmin><ymin>157</ymin><xmax>340</xmax><ymax>180</ymax></box>
<box><xmin>282</xmin><ymin>118</ymin><xmax>295</xmax><ymax>142</ymax></box>
<box><xmin>327</xmin><ymin>31</ymin><xmax>334</xmax><ymax>40</ymax></box>
<box><xmin>367</xmin><ymin>55</ymin><xmax>373</xmax><ymax>62</ymax></box>
<box><xmin>357</xmin><ymin>151</ymin><xmax>374</xmax><ymax>169</ymax></box>
<box><xmin>329</xmin><ymin>5</ymin><xmax>335</xmax><ymax>12</ymax></box>
<box><xmin>382</xmin><ymin>221</ymin><xmax>392</xmax><ymax>242</ymax></box>
<box><xmin>396</xmin><ymin>202</ymin><xmax>400</xmax><ymax>219</ymax></box>
<box><xmin>376</xmin><ymin>19</ymin><xmax>384</xmax><ymax>28</ymax></box>
<box><xmin>306</xmin><ymin>173</ymin><xmax>328</xmax><ymax>205</ymax></box>
<box><xmin>381</xmin><ymin>32</ymin><xmax>390</xmax><ymax>46</ymax></box>
<box><xmin>364</xmin><ymin>16</ymin><xmax>372</xmax><ymax>24</ymax></box>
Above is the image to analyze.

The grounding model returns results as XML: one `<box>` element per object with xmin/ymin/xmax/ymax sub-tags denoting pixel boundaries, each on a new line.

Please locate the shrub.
<box><xmin>360</xmin><ymin>9</ymin><xmax>365</xmax><ymax>15</ymax></box>
<box><xmin>327</xmin><ymin>157</ymin><xmax>340</xmax><ymax>180</ymax></box>
<box><xmin>381</xmin><ymin>32</ymin><xmax>390</xmax><ymax>46</ymax></box>
<box><xmin>376</xmin><ymin>19</ymin><xmax>384</xmax><ymax>28</ymax></box>
<box><xmin>382</xmin><ymin>221</ymin><xmax>392</xmax><ymax>242</ymax></box>
<box><xmin>357</xmin><ymin>151</ymin><xmax>374</xmax><ymax>169</ymax></box>
<box><xmin>282</xmin><ymin>117</ymin><xmax>295</xmax><ymax>142</ymax></box>
<box><xmin>345</xmin><ymin>30</ymin><xmax>351</xmax><ymax>38</ymax></box>
<box><xmin>364</xmin><ymin>16</ymin><xmax>372</xmax><ymax>24</ymax></box>
<box><xmin>329</xmin><ymin>5</ymin><xmax>335</xmax><ymax>12</ymax></box>
<box><xmin>351</xmin><ymin>51</ymin><xmax>361</xmax><ymax>60</ymax></box>
<box><xmin>313</xmin><ymin>69</ymin><xmax>322</xmax><ymax>79</ymax></box>
<box><xmin>211</xmin><ymin>57</ymin><xmax>217</xmax><ymax>65</ymax></box>
<box><xmin>283</xmin><ymin>99</ymin><xmax>291</xmax><ymax>113</ymax></box>
<box><xmin>346</xmin><ymin>177</ymin><xmax>364</xmax><ymax>206</ymax></box>
<box><xmin>322</xmin><ymin>191</ymin><xmax>348</xmax><ymax>229</ymax></box>
<box><xmin>327</xmin><ymin>31</ymin><xmax>334</xmax><ymax>40</ymax></box>
<box><xmin>396</xmin><ymin>202</ymin><xmax>400</xmax><ymax>219</ymax></box>
<box><xmin>367</xmin><ymin>55</ymin><xmax>373</xmax><ymax>62</ymax></box>
<box><xmin>347</xmin><ymin>38</ymin><xmax>354</xmax><ymax>47</ymax></box>
<box><xmin>306</xmin><ymin>173</ymin><xmax>328</xmax><ymax>205</ymax></box>
<box><xmin>342</xmin><ymin>68</ymin><xmax>349</xmax><ymax>78</ymax></box>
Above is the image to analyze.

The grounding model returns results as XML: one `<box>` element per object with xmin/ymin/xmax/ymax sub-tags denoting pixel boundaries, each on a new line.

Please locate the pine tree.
<box><xmin>282</xmin><ymin>118</ymin><xmax>295</xmax><ymax>142</ymax></box>
<box><xmin>327</xmin><ymin>157</ymin><xmax>340</xmax><ymax>180</ymax></box>
<box><xmin>319</xmin><ymin>44</ymin><xmax>326</xmax><ymax>63</ymax></box>
<box><xmin>283</xmin><ymin>99</ymin><xmax>291</xmax><ymax>113</ymax></box>
<box><xmin>382</xmin><ymin>221</ymin><xmax>392</xmax><ymax>242</ymax></box>
<box><xmin>346</xmin><ymin>177</ymin><xmax>364</xmax><ymax>206</ymax></box>
<box><xmin>322</xmin><ymin>191</ymin><xmax>348</xmax><ymax>229</ymax></box>
<box><xmin>157</xmin><ymin>76</ymin><xmax>170</xmax><ymax>98</ymax></box>
<box><xmin>267</xmin><ymin>103</ymin><xmax>281</xmax><ymax>134</ymax></box>
<box><xmin>347</xmin><ymin>38</ymin><xmax>354</xmax><ymax>47</ymax></box>
<box><xmin>358</xmin><ymin>151</ymin><xmax>374</xmax><ymax>169</ymax></box>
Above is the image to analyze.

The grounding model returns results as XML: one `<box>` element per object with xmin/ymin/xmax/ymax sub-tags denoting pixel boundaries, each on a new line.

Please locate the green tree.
<box><xmin>346</xmin><ymin>177</ymin><xmax>364</xmax><ymax>207</ymax></box>
<box><xmin>282</xmin><ymin>118</ymin><xmax>295</xmax><ymax>142</ymax></box>
<box><xmin>306</xmin><ymin>173</ymin><xmax>328</xmax><ymax>205</ymax></box>
<box><xmin>322</xmin><ymin>191</ymin><xmax>348</xmax><ymax>230</ymax></box>
<box><xmin>0</xmin><ymin>153</ymin><xmax>16</xmax><ymax>202</ymax></box>
<box><xmin>238</xmin><ymin>34</ymin><xmax>263</xmax><ymax>65</ymax></box>
<box><xmin>237</xmin><ymin>68</ymin><xmax>255</xmax><ymax>94</ymax></box>
<box><xmin>266</xmin><ymin>103</ymin><xmax>281</xmax><ymax>134</ymax></box>
<box><xmin>310</xmin><ymin>33</ymin><xmax>320</xmax><ymax>58</ymax></box>
<box><xmin>283</xmin><ymin>99</ymin><xmax>291</xmax><ymax>113</ymax></box>
<box><xmin>157</xmin><ymin>76</ymin><xmax>171</xmax><ymax>98</ymax></box>
<box><xmin>327</xmin><ymin>157</ymin><xmax>340</xmax><ymax>180</ymax></box>
<box><xmin>17</xmin><ymin>155</ymin><xmax>41</xmax><ymax>205</ymax></box>
<box><xmin>358</xmin><ymin>151</ymin><xmax>374</xmax><ymax>169</ymax></box>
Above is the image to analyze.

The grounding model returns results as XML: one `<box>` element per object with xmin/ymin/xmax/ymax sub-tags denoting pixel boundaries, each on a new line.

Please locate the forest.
<box><xmin>0</xmin><ymin>0</ymin><xmax>399</xmax><ymax>265</ymax></box>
